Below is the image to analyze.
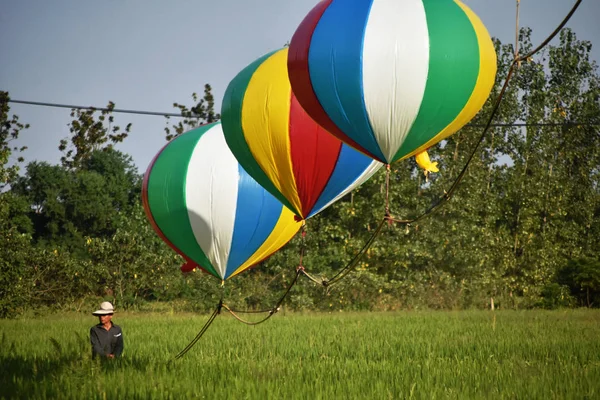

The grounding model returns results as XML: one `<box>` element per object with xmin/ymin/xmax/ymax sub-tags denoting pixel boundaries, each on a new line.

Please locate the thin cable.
<box><xmin>468</xmin><ymin>122</ymin><xmax>598</xmax><ymax>127</ymax></box>
<box><xmin>8</xmin><ymin>99</ymin><xmax>191</xmax><ymax>118</ymax></box>
<box><xmin>298</xmin><ymin>216</ymin><xmax>387</xmax><ymax>290</ymax></box>
<box><xmin>298</xmin><ymin>225</ymin><xmax>306</xmax><ymax>268</ymax></box>
<box><xmin>323</xmin><ymin>217</ymin><xmax>387</xmax><ymax>287</ymax></box>
<box><xmin>515</xmin><ymin>0</ymin><xmax>521</xmax><ymax>64</ymax></box>
<box><xmin>7</xmin><ymin>99</ymin><xmax>598</xmax><ymax>126</ymax></box>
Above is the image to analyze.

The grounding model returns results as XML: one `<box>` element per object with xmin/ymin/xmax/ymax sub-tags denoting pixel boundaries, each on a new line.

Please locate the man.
<box><xmin>90</xmin><ymin>301</ymin><xmax>124</xmax><ymax>359</ymax></box>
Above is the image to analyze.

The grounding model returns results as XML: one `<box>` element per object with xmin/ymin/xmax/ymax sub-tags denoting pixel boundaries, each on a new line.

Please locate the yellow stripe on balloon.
<box><xmin>228</xmin><ymin>207</ymin><xmax>301</xmax><ymax>279</ymax></box>
<box><xmin>240</xmin><ymin>49</ymin><xmax>302</xmax><ymax>215</ymax></box>
<box><xmin>400</xmin><ymin>0</ymin><xmax>497</xmax><ymax>161</ymax></box>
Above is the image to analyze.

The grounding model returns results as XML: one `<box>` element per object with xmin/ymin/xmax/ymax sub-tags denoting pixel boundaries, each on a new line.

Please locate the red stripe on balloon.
<box><xmin>141</xmin><ymin>143</ymin><xmax>210</xmax><ymax>276</ymax></box>
<box><xmin>288</xmin><ymin>0</ymin><xmax>379</xmax><ymax>162</ymax></box>
<box><xmin>289</xmin><ymin>92</ymin><xmax>341</xmax><ymax>218</ymax></box>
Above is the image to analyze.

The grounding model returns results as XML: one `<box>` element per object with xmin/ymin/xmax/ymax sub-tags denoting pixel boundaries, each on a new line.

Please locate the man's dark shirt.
<box><xmin>90</xmin><ymin>322</ymin><xmax>123</xmax><ymax>358</ymax></box>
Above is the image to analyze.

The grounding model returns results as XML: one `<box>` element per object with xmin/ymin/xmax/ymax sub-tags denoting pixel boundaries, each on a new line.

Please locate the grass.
<box><xmin>1</xmin><ymin>309</ymin><xmax>599</xmax><ymax>399</ymax></box>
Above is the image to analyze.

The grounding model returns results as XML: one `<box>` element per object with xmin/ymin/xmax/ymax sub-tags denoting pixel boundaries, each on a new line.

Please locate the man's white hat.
<box><xmin>92</xmin><ymin>301</ymin><xmax>115</xmax><ymax>316</ymax></box>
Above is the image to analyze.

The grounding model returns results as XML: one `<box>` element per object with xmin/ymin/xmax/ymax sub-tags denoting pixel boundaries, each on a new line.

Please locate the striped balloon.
<box><xmin>142</xmin><ymin>122</ymin><xmax>301</xmax><ymax>281</ymax></box>
<box><xmin>288</xmin><ymin>0</ymin><xmax>497</xmax><ymax>165</ymax></box>
<box><xmin>221</xmin><ymin>47</ymin><xmax>383</xmax><ymax>220</ymax></box>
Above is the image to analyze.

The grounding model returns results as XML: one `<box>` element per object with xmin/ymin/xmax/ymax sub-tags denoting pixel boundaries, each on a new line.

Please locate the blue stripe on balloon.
<box><xmin>307</xmin><ymin>0</ymin><xmax>385</xmax><ymax>162</ymax></box>
<box><xmin>310</xmin><ymin>144</ymin><xmax>375</xmax><ymax>217</ymax></box>
<box><xmin>225</xmin><ymin>164</ymin><xmax>281</xmax><ymax>279</ymax></box>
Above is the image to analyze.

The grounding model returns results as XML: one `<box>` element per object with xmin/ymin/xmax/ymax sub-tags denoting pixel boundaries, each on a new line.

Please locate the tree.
<box><xmin>557</xmin><ymin>257</ymin><xmax>600</xmax><ymax>307</ymax></box>
<box><xmin>164</xmin><ymin>84</ymin><xmax>220</xmax><ymax>141</ymax></box>
<box><xmin>0</xmin><ymin>91</ymin><xmax>28</xmax><ymax>189</ymax></box>
<box><xmin>82</xmin><ymin>203</ymin><xmax>183</xmax><ymax>307</ymax></box>
<box><xmin>12</xmin><ymin>149</ymin><xmax>141</xmax><ymax>251</ymax></box>
<box><xmin>493</xmin><ymin>28</ymin><xmax>600</xmax><ymax>305</ymax></box>
<box><xmin>59</xmin><ymin>102</ymin><xmax>131</xmax><ymax>169</ymax></box>
<box><xmin>0</xmin><ymin>92</ymin><xmax>33</xmax><ymax>317</ymax></box>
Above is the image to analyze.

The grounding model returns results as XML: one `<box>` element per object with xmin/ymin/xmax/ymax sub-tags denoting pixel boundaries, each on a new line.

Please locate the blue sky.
<box><xmin>1</xmin><ymin>0</ymin><xmax>598</xmax><ymax>173</ymax></box>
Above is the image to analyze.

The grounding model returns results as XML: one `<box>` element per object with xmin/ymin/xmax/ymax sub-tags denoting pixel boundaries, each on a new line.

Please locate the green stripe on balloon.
<box><xmin>221</xmin><ymin>50</ymin><xmax>297</xmax><ymax>214</ymax></box>
<box><xmin>147</xmin><ymin>126</ymin><xmax>218</xmax><ymax>278</ymax></box>
<box><xmin>394</xmin><ymin>0</ymin><xmax>480</xmax><ymax>160</ymax></box>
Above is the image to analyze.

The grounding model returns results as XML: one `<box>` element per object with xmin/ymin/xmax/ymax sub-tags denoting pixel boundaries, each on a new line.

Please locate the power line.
<box><xmin>7</xmin><ymin>98</ymin><xmax>600</xmax><ymax>127</ymax></box>
<box><xmin>470</xmin><ymin>122</ymin><xmax>599</xmax><ymax>127</ymax></box>
<box><xmin>8</xmin><ymin>99</ymin><xmax>191</xmax><ymax>118</ymax></box>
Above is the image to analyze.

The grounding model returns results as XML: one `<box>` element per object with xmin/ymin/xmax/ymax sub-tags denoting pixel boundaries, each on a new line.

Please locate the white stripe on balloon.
<box><xmin>186</xmin><ymin>125</ymin><xmax>239</xmax><ymax>279</ymax></box>
<box><xmin>362</xmin><ymin>0</ymin><xmax>430</xmax><ymax>163</ymax></box>
<box><xmin>312</xmin><ymin>160</ymin><xmax>382</xmax><ymax>218</ymax></box>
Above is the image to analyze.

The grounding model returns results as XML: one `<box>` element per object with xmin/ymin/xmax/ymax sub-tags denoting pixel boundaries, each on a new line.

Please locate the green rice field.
<box><xmin>1</xmin><ymin>310</ymin><xmax>599</xmax><ymax>399</ymax></box>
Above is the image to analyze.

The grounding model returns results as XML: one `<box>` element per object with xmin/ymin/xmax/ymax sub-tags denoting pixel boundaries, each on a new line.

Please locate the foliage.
<box><xmin>0</xmin><ymin>221</ymin><xmax>34</xmax><ymax>318</ymax></box>
<box><xmin>12</xmin><ymin>149</ymin><xmax>140</xmax><ymax>249</ymax></box>
<box><xmin>59</xmin><ymin>102</ymin><xmax>131</xmax><ymax>169</ymax></box>
<box><xmin>537</xmin><ymin>283</ymin><xmax>574</xmax><ymax>309</ymax></box>
<box><xmin>557</xmin><ymin>257</ymin><xmax>600</xmax><ymax>307</ymax></box>
<box><xmin>164</xmin><ymin>83</ymin><xmax>220</xmax><ymax>141</ymax></box>
<box><xmin>0</xmin><ymin>93</ymin><xmax>32</xmax><ymax>317</ymax></box>
<box><xmin>1</xmin><ymin>91</ymin><xmax>28</xmax><ymax>189</ymax></box>
<box><xmin>82</xmin><ymin>204</ymin><xmax>186</xmax><ymax>307</ymax></box>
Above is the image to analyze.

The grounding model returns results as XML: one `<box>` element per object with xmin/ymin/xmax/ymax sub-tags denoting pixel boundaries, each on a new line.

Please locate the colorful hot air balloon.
<box><xmin>221</xmin><ymin>47</ymin><xmax>383</xmax><ymax>221</ymax></box>
<box><xmin>142</xmin><ymin>122</ymin><xmax>301</xmax><ymax>281</ymax></box>
<box><xmin>288</xmin><ymin>0</ymin><xmax>497</xmax><ymax>165</ymax></box>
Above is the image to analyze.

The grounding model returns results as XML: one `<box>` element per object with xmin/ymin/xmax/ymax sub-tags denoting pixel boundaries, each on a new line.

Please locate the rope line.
<box><xmin>222</xmin><ymin>267</ymin><xmax>303</xmax><ymax>326</ymax></box>
<box><xmin>174</xmin><ymin>264</ymin><xmax>304</xmax><ymax>357</ymax></box>
<box><xmin>300</xmin><ymin>268</ymin><xmax>326</xmax><ymax>286</ymax></box>
<box><xmin>223</xmin><ymin>307</ymin><xmax>274</xmax><ymax>314</ymax></box>
<box><xmin>174</xmin><ymin>299</ymin><xmax>222</xmax><ymax>360</ymax></box>
<box><xmin>323</xmin><ymin>217</ymin><xmax>387</xmax><ymax>287</ymax></box>
<box><xmin>520</xmin><ymin>0</ymin><xmax>582</xmax><ymax>60</ymax></box>
<box><xmin>216</xmin><ymin>225</ymin><xmax>306</xmax><ymax>325</ymax></box>
<box><xmin>222</xmin><ymin>304</ymin><xmax>278</xmax><ymax>325</ymax></box>
<box><xmin>299</xmin><ymin>216</ymin><xmax>387</xmax><ymax>290</ymax></box>
<box><xmin>298</xmin><ymin>225</ymin><xmax>307</xmax><ymax>269</ymax></box>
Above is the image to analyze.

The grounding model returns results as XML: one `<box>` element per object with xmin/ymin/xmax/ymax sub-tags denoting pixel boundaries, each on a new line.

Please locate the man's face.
<box><xmin>99</xmin><ymin>314</ymin><xmax>113</xmax><ymax>324</ymax></box>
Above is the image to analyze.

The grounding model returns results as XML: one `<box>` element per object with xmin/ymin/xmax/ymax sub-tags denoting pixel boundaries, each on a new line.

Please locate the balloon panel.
<box><xmin>142</xmin><ymin>122</ymin><xmax>301</xmax><ymax>281</ymax></box>
<box><xmin>289</xmin><ymin>0</ymin><xmax>497</xmax><ymax>164</ymax></box>
<box><xmin>222</xmin><ymin>48</ymin><xmax>382</xmax><ymax>220</ymax></box>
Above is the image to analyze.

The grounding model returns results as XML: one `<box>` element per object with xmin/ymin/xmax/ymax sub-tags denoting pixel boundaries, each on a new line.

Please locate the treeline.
<box><xmin>1</xmin><ymin>29</ymin><xmax>599</xmax><ymax>317</ymax></box>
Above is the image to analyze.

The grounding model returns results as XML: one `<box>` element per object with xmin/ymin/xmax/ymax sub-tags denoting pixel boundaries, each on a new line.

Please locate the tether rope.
<box><xmin>174</xmin><ymin>299</ymin><xmax>222</xmax><ymax>359</ymax></box>
<box><xmin>221</xmin><ymin>267</ymin><xmax>303</xmax><ymax>326</ymax></box>
<box><xmin>174</xmin><ymin>265</ymin><xmax>303</xmax><ymax>358</ymax></box>
<box><xmin>317</xmin><ymin>217</ymin><xmax>387</xmax><ymax>287</ymax></box>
